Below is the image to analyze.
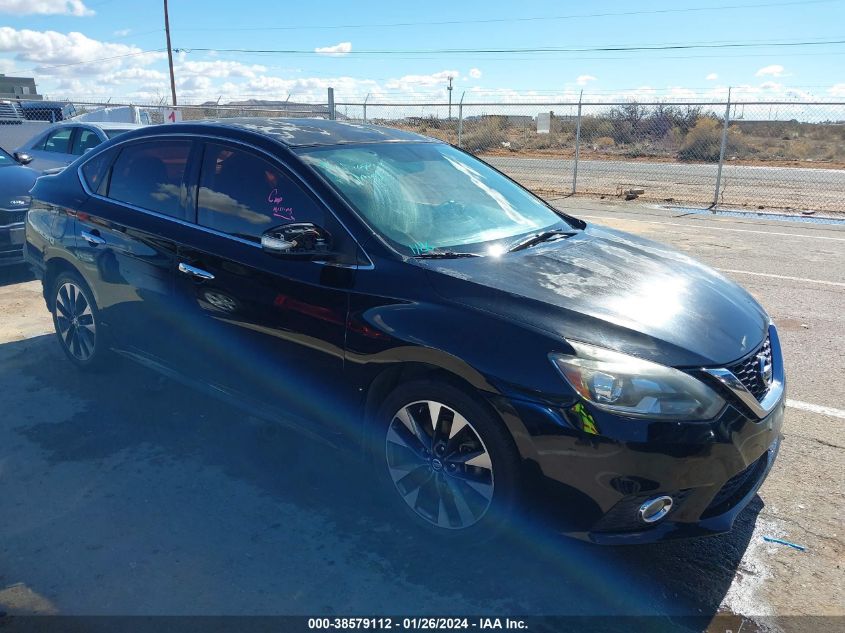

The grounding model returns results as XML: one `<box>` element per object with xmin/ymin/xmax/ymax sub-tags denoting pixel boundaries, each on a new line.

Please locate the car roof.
<box><xmin>49</xmin><ymin>121</ymin><xmax>144</xmax><ymax>130</ymax></box>
<box><xmin>184</xmin><ymin>117</ymin><xmax>437</xmax><ymax>148</ymax></box>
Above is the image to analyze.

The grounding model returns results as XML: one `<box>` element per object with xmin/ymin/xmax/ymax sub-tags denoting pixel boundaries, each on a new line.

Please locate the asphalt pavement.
<box><xmin>0</xmin><ymin>201</ymin><xmax>842</xmax><ymax>630</ymax></box>
<box><xmin>487</xmin><ymin>155</ymin><xmax>845</xmax><ymax>212</ymax></box>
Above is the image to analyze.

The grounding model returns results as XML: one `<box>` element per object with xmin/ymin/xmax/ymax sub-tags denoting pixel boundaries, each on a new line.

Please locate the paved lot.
<box><xmin>487</xmin><ymin>156</ymin><xmax>845</xmax><ymax>212</ymax></box>
<box><xmin>0</xmin><ymin>202</ymin><xmax>842</xmax><ymax>629</ymax></box>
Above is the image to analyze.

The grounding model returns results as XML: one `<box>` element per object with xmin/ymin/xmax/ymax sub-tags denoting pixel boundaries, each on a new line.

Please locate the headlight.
<box><xmin>550</xmin><ymin>341</ymin><xmax>725</xmax><ymax>421</ymax></box>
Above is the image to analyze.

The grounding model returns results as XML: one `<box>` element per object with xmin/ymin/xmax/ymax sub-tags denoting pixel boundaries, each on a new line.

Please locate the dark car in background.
<box><xmin>20</xmin><ymin>100</ymin><xmax>77</xmax><ymax>123</ymax></box>
<box><xmin>24</xmin><ymin>119</ymin><xmax>784</xmax><ymax>544</ymax></box>
<box><xmin>0</xmin><ymin>146</ymin><xmax>37</xmax><ymax>266</ymax></box>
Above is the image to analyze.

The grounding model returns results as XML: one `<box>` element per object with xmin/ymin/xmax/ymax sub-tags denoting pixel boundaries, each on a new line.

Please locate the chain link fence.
<box><xmin>2</xmin><ymin>96</ymin><xmax>844</xmax><ymax>214</ymax></box>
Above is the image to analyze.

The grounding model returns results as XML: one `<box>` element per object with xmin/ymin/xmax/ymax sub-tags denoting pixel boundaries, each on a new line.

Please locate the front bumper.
<box><xmin>0</xmin><ymin>221</ymin><xmax>26</xmax><ymax>266</ymax></box>
<box><xmin>495</xmin><ymin>391</ymin><xmax>785</xmax><ymax>545</ymax></box>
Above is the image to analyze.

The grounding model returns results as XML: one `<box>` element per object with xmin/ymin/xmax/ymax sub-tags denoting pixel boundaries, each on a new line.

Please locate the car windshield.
<box><xmin>0</xmin><ymin>147</ymin><xmax>14</xmax><ymax>167</ymax></box>
<box><xmin>298</xmin><ymin>142</ymin><xmax>574</xmax><ymax>255</ymax></box>
<box><xmin>105</xmin><ymin>129</ymin><xmax>132</xmax><ymax>139</ymax></box>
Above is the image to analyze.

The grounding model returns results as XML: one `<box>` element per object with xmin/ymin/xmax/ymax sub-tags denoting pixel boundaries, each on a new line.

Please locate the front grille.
<box><xmin>726</xmin><ymin>335</ymin><xmax>772</xmax><ymax>401</ymax></box>
<box><xmin>701</xmin><ymin>452</ymin><xmax>769</xmax><ymax>518</ymax></box>
<box><xmin>0</xmin><ymin>210</ymin><xmax>26</xmax><ymax>224</ymax></box>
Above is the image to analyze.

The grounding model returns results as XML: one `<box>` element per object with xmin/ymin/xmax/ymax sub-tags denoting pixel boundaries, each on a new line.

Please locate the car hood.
<box><xmin>420</xmin><ymin>224</ymin><xmax>768</xmax><ymax>367</ymax></box>
<box><xmin>0</xmin><ymin>164</ymin><xmax>38</xmax><ymax>202</ymax></box>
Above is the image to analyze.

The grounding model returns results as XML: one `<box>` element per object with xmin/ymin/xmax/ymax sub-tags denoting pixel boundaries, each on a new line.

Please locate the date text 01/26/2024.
<box><xmin>308</xmin><ymin>618</ymin><xmax>528</xmax><ymax>630</ymax></box>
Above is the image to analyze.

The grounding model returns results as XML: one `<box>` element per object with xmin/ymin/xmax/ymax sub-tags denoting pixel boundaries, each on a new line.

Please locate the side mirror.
<box><xmin>261</xmin><ymin>222</ymin><xmax>333</xmax><ymax>259</ymax></box>
<box><xmin>14</xmin><ymin>152</ymin><xmax>33</xmax><ymax>165</ymax></box>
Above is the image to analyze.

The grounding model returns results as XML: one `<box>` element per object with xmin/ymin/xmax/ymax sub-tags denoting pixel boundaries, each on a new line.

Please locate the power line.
<box><xmin>32</xmin><ymin>49</ymin><xmax>165</xmax><ymax>71</ymax></box>
<box><xmin>179</xmin><ymin>38</ymin><xmax>845</xmax><ymax>57</ymax></box>
<box><xmin>175</xmin><ymin>0</ymin><xmax>840</xmax><ymax>32</ymax></box>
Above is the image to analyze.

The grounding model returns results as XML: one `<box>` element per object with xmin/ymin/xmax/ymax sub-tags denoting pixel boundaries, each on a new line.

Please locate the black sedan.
<box><xmin>24</xmin><ymin>119</ymin><xmax>784</xmax><ymax>544</ymax></box>
<box><xmin>0</xmin><ymin>146</ymin><xmax>37</xmax><ymax>266</ymax></box>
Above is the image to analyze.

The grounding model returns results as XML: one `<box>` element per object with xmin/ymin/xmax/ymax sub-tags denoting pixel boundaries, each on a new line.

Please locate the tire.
<box><xmin>371</xmin><ymin>379</ymin><xmax>521</xmax><ymax>541</ymax></box>
<box><xmin>50</xmin><ymin>271</ymin><xmax>107</xmax><ymax>370</ymax></box>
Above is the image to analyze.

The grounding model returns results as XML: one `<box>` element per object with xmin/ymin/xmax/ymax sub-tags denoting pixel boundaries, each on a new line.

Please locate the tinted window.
<box><xmin>108</xmin><ymin>141</ymin><xmax>191</xmax><ymax>218</ymax></box>
<box><xmin>71</xmin><ymin>129</ymin><xmax>101</xmax><ymax>155</ymax></box>
<box><xmin>105</xmin><ymin>129</ymin><xmax>132</xmax><ymax>139</ymax></box>
<box><xmin>43</xmin><ymin>128</ymin><xmax>73</xmax><ymax>153</ymax></box>
<box><xmin>197</xmin><ymin>144</ymin><xmax>323</xmax><ymax>241</ymax></box>
<box><xmin>81</xmin><ymin>147</ymin><xmax>117</xmax><ymax>194</ymax></box>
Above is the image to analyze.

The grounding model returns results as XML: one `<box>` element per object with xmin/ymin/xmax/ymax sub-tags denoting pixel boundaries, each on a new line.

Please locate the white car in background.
<box><xmin>13</xmin><ymin>122</ymin><xmax>143</xmax><ymax>173</ymax></box>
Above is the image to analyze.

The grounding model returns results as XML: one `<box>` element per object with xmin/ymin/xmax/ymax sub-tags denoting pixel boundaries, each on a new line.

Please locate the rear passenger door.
<box><xmin>76</xmin><ymin>138</ymin><xmax>195</xmax><ymax>362</ymax></box>
<box><xmin>27</xmin><ymin>126</ymin><xmax>77</xmax><ymax>172</ymax></box>
<box><xmin>174</xmin><ymin>142</ymin><xmax>356</xmax><ymax>434</ymax></box>
<box><xmin>70</xmin><ymin>127</ymin><xmax>103</xmax><ymax>158</ymax></box>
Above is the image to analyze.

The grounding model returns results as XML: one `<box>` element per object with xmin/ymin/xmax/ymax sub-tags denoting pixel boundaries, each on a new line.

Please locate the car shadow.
<box><xmin>1</xmin><ymin>334</ymin><xmax>759</xmax><ymax>620</ymax></box>
<box><xmin>0</xmin><ymin>265</ymin><xmax>33</xmax><ymax>287</ymax></box>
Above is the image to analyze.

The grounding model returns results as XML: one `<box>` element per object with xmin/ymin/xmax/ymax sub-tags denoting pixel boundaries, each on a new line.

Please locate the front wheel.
<box><xmin>51</xmin><ymin>271</ymin><xmax>107</xmax><ymax>370</ymax></box>
<box><xmin>373</xmin><ymin>380</ymin><xmax>521</xmax><ymax>540</ymax></box>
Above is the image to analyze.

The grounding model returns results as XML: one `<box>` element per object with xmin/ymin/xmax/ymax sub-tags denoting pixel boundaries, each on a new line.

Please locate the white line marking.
<box><xmin>716</xmin><ymin>269</ymin><xmax>845</xmax><ymax>288</ymax></box>
<box><xmin>579</xmin><ymin>214</ymin><xmax>845</xmax><ymax>242</ymax></box>
<box><xmin>787</xmin><ymin>399</ymin><xmax>845</xmax><ymax>420</ymax></box>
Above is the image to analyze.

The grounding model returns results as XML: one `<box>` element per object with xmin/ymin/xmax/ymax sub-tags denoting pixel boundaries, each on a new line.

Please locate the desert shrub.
<box><xmin>461</xmin><ymin>122</ymin><xmax>508</xmax><ymax>152</ymax></box>
<box><xmin>594</xmin><ymin>136</ymin><xmax>615</xmax><ymax>148</ymax></box>
<box><xmin>678</xmin><ymin>118</ymin><xmax>723</xmax><ymax>161</ymax></box>
<box><xmin>579</xmin><ymin>116</ymin><xmax>613</xmax><ymax>141</ymax></box>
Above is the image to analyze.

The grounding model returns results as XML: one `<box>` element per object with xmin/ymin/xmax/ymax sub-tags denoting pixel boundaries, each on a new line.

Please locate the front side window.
<box><xmin>299</xmin><ymin>142</ymin><xmax>573</xmax><ymax>255</ymax></box>
<box><xmin>43</xmin><ymin>128</ymin><xmax>73</xmax><ymax>153</ymax></box>
<box><xmin>107</xmin><ymin>140</ymin><xmax>191</xmax><ymax>218</ymax></box>
<box><xmin>71</xmin><ymin>129</ymin><xmax>101</xmax><ymax>155</ymax></box>
<box><xmin>197</xmin><ymin>144</ymin><xmax>324</xmax><ymax>241</ymax></box>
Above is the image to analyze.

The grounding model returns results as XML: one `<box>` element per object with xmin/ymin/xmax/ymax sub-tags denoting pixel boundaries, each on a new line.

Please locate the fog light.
<box><xmin>638</xmin><ymin>495</ymin><xmax>673</xmax><ymax>524</ymax></box>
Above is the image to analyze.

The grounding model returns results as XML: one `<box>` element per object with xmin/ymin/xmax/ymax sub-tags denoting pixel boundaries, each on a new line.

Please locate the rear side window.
<box><xmin>81</xmin><ymin>147</ymin><xmax>117</xmax><ymax>194</ymax></box>
<box><xmin>43</xmin><ymin>128</ymin><xmax>73</xmax><ymax>153</ymax></box>
<box><xmin>71</xmin><ymin>129</ymin><xmax>101</xmax><ymax>155</ymax></box>
<box><xmin>197</xmin><ymin>144</ymin><xmax>324</xmax><ymax>241</ymax></box>
<box><xmin>108</xmin><ymin>140</ymin><xmax>191</xmax><ymax>218</ymax></box>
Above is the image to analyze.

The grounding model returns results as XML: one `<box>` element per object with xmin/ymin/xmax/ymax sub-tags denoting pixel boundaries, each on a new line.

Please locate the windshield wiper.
<box><xmin>412</xmin><ymin>250</ymin><xmax>480</xmax><ymax>259</ymax></box>
<box><xmin>507</xmin><ymin>229</ymin><xmax>578</xmax><ymax>253</ymax></box>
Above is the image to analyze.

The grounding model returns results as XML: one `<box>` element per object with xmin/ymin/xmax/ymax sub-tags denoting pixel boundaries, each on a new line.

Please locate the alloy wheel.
<box><xmin>55</xmin><ymin>282</ymin><xmax>96</xmax><ymax>361</ymax></box>
<box><xmin>385</xmin><ymin>400</ymin><xmax>494</xmax><ymax>530</ymax></box>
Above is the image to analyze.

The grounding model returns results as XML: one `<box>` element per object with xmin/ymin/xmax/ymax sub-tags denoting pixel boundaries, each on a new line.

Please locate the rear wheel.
<box><xmin>51</xmin><ymin>271</ymin><xmax>106</xmax><ymax>370</ymax></box>
<box><xmin>373</xmin><ymin>380</ymin><xmax>520</xmax><ymax>540</ymax></box>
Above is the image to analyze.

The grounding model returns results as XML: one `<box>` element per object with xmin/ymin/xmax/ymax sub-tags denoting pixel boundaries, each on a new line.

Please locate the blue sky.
<box><xmin>1</xmin><ymin>0</ymin><xmax>843</xmax><ymax>103</ymax></box>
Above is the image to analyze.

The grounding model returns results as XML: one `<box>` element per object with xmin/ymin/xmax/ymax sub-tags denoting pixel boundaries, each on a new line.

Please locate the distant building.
<box><xmin>0</xmin><ymin>74</ymin><xmax>42</xmax><ymax>100</ymax></box>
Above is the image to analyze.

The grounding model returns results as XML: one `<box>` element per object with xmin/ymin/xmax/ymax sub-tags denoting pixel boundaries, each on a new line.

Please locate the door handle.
<box><xmin>80</xmin><ymin>229</ymin><xmax>106</xmax><ymax>246</ymax></box>
<box><xmin>178</xmin><ymin>262</ymin><xmax>215</xmax><ymax>280</ymax></box>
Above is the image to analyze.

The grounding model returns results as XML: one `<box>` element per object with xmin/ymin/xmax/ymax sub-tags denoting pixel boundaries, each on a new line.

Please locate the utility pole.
<box><xmin>447</xmin><ymin>75</ymin><xmax>453</xmax><ymax>120</ymax></box>
<box><xmin>164</xmin><ymin>0</ymin><xmax>177</xmax><ymax>106</ymax></box>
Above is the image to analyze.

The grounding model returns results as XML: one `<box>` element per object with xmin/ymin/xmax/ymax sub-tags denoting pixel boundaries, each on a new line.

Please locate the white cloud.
<box><xmin>178</xmin><ymin>60</ymin><xmax>267</xmax><ymax>79</ymax></box>
<box><xmin>385</xmin><ymin>69</ymin><xmax>459</xmax><ymax>90</ymax></box>
<box><xmin>0</xmin><ymin>27</ymin><xmax>162</xmax><ymax>76</ymax></box>
<box><xmin>756</xmin><ymin>64</ymin><xmax>784</xmax><ymax>77</ymax></box>
<box><xmin>576</xmin><ymin>74</ymin><xmax>597</xmax><ymax>86</ymax></box>
<box><xmin>667</xmin><ymin>86</ymin><xmax>697</xmax><ymax>99</ymax></box>
<box><xmin>829</xmin><ymin>83</ymin><xmax>845</xmax><ymax>97</ymax></box>
<box><xmin>113</xmin><ymin>29</ymin><xmax>131</xmax><ymax>37</ymax></box>
<box><xmin>468</xmin><ymin>68</ymin><xmax>482</xmax><ymax>79</ymax></box>
<box><xmin>0</xmin><ymin>0</ymin><xmax>93</xmax><ymax>16</ymax></box>
<box><xmin>759</xmin><ymin>81</ymin><xmax>782</xmax><ymax>91</ymax></box>
<box><xmin>706</xmin><ymin>73</ymin><xmax>718</xmax><ymax>81</ymax></box>
<box><xmin>314</xmin><ymin>42</ymin><xmax>352</xmax><ymax>56</ymax></box>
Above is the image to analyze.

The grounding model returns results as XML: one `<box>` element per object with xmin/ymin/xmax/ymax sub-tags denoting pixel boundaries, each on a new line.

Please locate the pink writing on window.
<box><xmin>268</xmin><ymin>188</ymin><xmax>295</xmax><ymax>221</ymax></box>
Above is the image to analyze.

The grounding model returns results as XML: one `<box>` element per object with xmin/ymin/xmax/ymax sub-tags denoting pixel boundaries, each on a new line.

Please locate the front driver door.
<box><xmin>173</xmin><ymin>142</ymin><xmax>358</xmax><ymax>439</ymax></box>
